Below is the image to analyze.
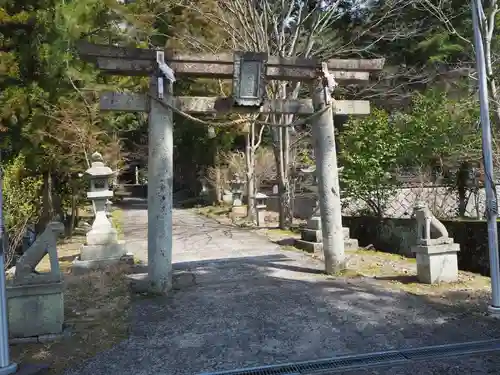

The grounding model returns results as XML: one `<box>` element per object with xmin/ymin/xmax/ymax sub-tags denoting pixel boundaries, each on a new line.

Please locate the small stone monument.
<box><xmin>230</xmin><ymin>173</ymin><xmax>246</xmax><ymax>216</ymax></box>
<box><xmin>411</xmin><ymin>202</ymin><xmax>460</xmax><ymax>284</ymax></box>
<box><xmin>294</xmin><ymin>166</ymin><xmax>358</xmax><ymax>254</ymax></box>
<box><xmin>105</xmin><ymin>199</ymin><xmax>113</xmax><ymax>218</ymax></box>
<box><xmin>7</xmin><ymin>221</ymin><xmax>65</xmax><ymax>339</ymax></box>
<box><xmin>222</xmin><ymin>189</ymin><xmax>233</xmax><ymax>205</ymax></box>
<box><xmin>255</xmin><ymin>192</ymin><xmax>268</xmax><ymax>227</ymax></box>
<box><xmin>73</xmin><ymin>152</ymin><xmax>130</xmax><ymax>271</ymax></box>
<box><xmin>199</xmin><ymin>176</ymin><xmax>210</xmax><ymax>201</ymax></box>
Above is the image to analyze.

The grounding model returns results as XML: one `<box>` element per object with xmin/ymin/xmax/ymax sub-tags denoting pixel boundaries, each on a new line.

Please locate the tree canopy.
<box><xmin>0</xmin><ymin>0</ymin><xmax>495</xmax><ymax>247</ymax></box>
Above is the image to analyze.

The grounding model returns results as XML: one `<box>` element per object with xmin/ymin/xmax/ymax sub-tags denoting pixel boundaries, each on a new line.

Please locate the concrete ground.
<box><xmin>64</xmin><ymin>199</ymin><xmax>500</xmax><ymax>375</ymax></box>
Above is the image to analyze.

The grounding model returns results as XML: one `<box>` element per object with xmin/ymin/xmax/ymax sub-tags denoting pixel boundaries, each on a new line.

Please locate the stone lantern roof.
<box><xmin>85</xmin><ymin>152</ymin><xmax>114</xmax><ymax>177</ymax></box>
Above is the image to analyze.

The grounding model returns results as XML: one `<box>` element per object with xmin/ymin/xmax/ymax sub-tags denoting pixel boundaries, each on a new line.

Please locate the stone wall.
<box><xmin>342</xmin><ymin>216</ymin><xmax>492</xmax><ymax>276</ymax></box>
<box><xmin>265</xmin><ymin>185</ymin><xmax>500</xmax><ymax>220</ymax></box>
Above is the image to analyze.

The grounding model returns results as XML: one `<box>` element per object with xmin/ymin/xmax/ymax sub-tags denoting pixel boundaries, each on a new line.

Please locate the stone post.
<box><xmin>255</xmin><ymin>193</ymin><xmax>268</xmax><ymax>227</ymax></box>
<box><xmin>222</xmin><ymin>189</ymin><xmax>233</xmax><ymax>205</ymax></box>
<box><xmin>105</xmin><ymin>199</ymin><xmax>112</xmax><ymax>218</ymax></box>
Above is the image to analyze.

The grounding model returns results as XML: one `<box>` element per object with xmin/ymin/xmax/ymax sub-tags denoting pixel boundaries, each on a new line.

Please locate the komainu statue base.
<box><xmin>7</xmin><ymin>221</ymin><xmax>65</xmax><ymax>339</ymax></box>
<box><xmin>411</xmin><ymin>243</ymin><xmax>460</xmax><ymax>284</ymax></box>
<box><xmin>411</xmin><ymin>202</ymin><xmax>460</xmax><ymax>284</ymax></box>
<box><xmin>72</xmin><ymin>248</ymin><xmax>133</xmax><ymax>275</ymax></box>
<box><xmin>7</xmin><ymin>282</ymin><xmax>64</xmax><ymax>339</ymax></box>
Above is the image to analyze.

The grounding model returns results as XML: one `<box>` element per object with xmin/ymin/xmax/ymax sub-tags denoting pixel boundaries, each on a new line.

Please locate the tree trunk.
<box><xmin>69</xmin><ymin>193</ymin><xmax>77</xmax><ymax>237</ymax></box>
<box><xmin>39</xmin><ymin>170</ymin><xmax>54</xmax><ymax>232</ymax></box>
<box><xmin>282</xmin><ymin>126</ymin><xmax>292</xmax><ymax>225</ymax></box>
<box><xmin>269</xmin><ymin>80</ymin><xmax>295</xmax><ymax>229</ymax></box>
<box><xmin>457</xmin><ymin>162</ymin><xmax>470</xmax><ymax>217</ymax></box>
<box><xmin>245</xmin><ymin>131</ymin><xmax>256</xmax><ymax>221</ymax></box>
<box><xmin>272</xmin><ymin>127</ymin><xmax>293</xmax><ymax>229</ymax></box>
<box><xmin>278</xmin><ymin>181</ymin><xmax>293</xmax><ymax>229</ymax></box>
<box><xmin>75</xmin><ymin>206</ymin><xmax>80</xmax><ymax>227</ymax></box>
<box><xmin>482</xmin><ymin>9</ymin><xmax>500</xmax><ymax>130</ymax></box>
<box><xmin>214</xmin><ymin>144</ymin><xmax>222</xmax><ymax>204</ymax></box>
<box><xmin>52</xmin><ymin>174</ymin><xmax>64</xmax><ymax>222</ymax></box>
<box><xmin>246</xmin><ymin>171</ymin><xmax>256</xmax><ymax>221</ymax></box>
<box><xmin>488</xmin><ymin>79</ymin><xmax>500</xmax><ymax>129</ymax></box>
<box><xmin>69</xmin><ymin>175</ymin><xmax>77</xmax><ymax>237</ymax></box>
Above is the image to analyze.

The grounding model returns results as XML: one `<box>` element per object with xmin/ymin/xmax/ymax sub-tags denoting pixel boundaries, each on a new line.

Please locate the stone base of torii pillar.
<box><xmin>294</xmin><ymin>195</ymin><xmax>358</xmax><ymax>256</ymax></box>
<box><xmin>295</xmin><ymin>215</ymin><xmax>359</xmax><ymax>255</ymax></box>
<box><xmin>294</xmin><ymin>166</ymin><xmax>359</xmax><ymax>257</ymax></box>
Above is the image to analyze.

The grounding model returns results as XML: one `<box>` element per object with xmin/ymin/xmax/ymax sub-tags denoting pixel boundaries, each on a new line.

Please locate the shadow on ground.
<box><xmin>273</xmin><ymin>238</ymin><xmax>297</xmax><ymax>246</ymax></box>
<box><xmin>64</xmin><ymin>250</ymin><xmax>500</xmax><ymax>375</ymax></box>
<box><xmin>374</xmin><ymin>274</ymin><xmax>420</xmax><ymax>284</ymax></box>
<box><xmin>114</xmin><ymin>198</ymin><xmax>149</xmax><ymax>211</ymax></box>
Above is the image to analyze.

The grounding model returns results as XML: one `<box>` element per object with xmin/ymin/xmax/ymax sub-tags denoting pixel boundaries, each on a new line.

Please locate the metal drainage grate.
<box><xmin>401</xmin><ymin>339</ymin><xmax>500</xmax><ymax>361</ymax></box>
<box><xmin>199</xmin><ymin>339</ymin><xmax>500</xmax><ymax>375</ymax></box>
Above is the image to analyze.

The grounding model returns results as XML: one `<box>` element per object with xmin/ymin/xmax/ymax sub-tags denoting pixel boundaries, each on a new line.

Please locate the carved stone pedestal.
<box><xmin>411</xmin><ymin>239</ymin><xmax>460</xmax><ymax>284</ymax></box>
<box><xmin>411</xmin><ymin>202</ymin><xmax>460</xmax><ymax>284</ymax></box>
<box><xmin>7</xmin><ymin>221</ymin><xmax>65</xmax><ymax>340</ymax></box>
<box><xmin>73</xmin><ymin>229</ymin><xmax>129</xmax><ymax>273</ymax></box>
<box><xmin>294</xmin><ymin>216</ymin><xmax>358</xmax><ymax>253</ymax></box>
<box><xmin>255</xmin><ymin>193</ymin><xmax>268</xmax><ymax>227</ymax></box>
<box><xmin>231</xmin><ymin>205</ymin><xmax>247</xmax><ymax>217</ymax></box>
<box><xmin>7</xmin><ymin>282</ymin><xmax>64</xmax><ymax>339</ymax></box>
<box><xmin>79</xmin><ymin>223</ymin><xmax>125</xmax><ymax>261</ymax></box>
<box><xmin>80</xmin><ymin>241</ymin><xmax>125</xmax><ymax>261</ymax></box>
<box><xmin>73</xmin><ymin>241</ymin><xmax>132</xmax><ymax>274</ymax></box>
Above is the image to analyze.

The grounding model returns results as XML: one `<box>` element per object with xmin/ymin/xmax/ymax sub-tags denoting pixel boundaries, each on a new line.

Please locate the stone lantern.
<box><xmin>230</xmin><ymin>173</ymin><xmax>246</xmax><ymax>216</ymax></box>
<box><xmin>86</xmin><ymin>152</ymin><xmax>114</xmax><ymax>229</ymax></box>
<box><xmin>230</xmin><ymin>173</ymin><xmax>244</xmax><ymax>207</ymax></box>
<box><xmin>74</xmin><ymin>152</ymin><xmax>129</xmax><ymax>271</ymax></box>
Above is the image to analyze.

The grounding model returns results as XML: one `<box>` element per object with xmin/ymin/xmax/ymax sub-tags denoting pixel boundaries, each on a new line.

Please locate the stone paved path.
<box><xmin>65</xmin><ymin>199</ymin><xmax>500</xmax><ymax>375</ymax></box>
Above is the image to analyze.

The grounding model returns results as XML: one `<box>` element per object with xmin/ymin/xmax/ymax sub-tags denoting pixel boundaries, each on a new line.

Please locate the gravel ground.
<box><xmin>63</xmin><ymin>199</ymin><xmax>500</xmax><ymax>375</ymax></box>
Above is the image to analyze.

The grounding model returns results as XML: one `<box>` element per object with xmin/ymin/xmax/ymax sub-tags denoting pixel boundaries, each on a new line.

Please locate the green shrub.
<box><xmin>2</xmin><ymin>154</ymin><xmax>43</xmax><ymax>267</ymax></box>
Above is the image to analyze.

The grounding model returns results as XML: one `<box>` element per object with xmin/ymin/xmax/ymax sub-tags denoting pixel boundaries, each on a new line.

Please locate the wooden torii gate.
<box><xmin>77</xmin><ymin>42</ymin><xmax>384</xmax><ymax>294</ymax></box>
